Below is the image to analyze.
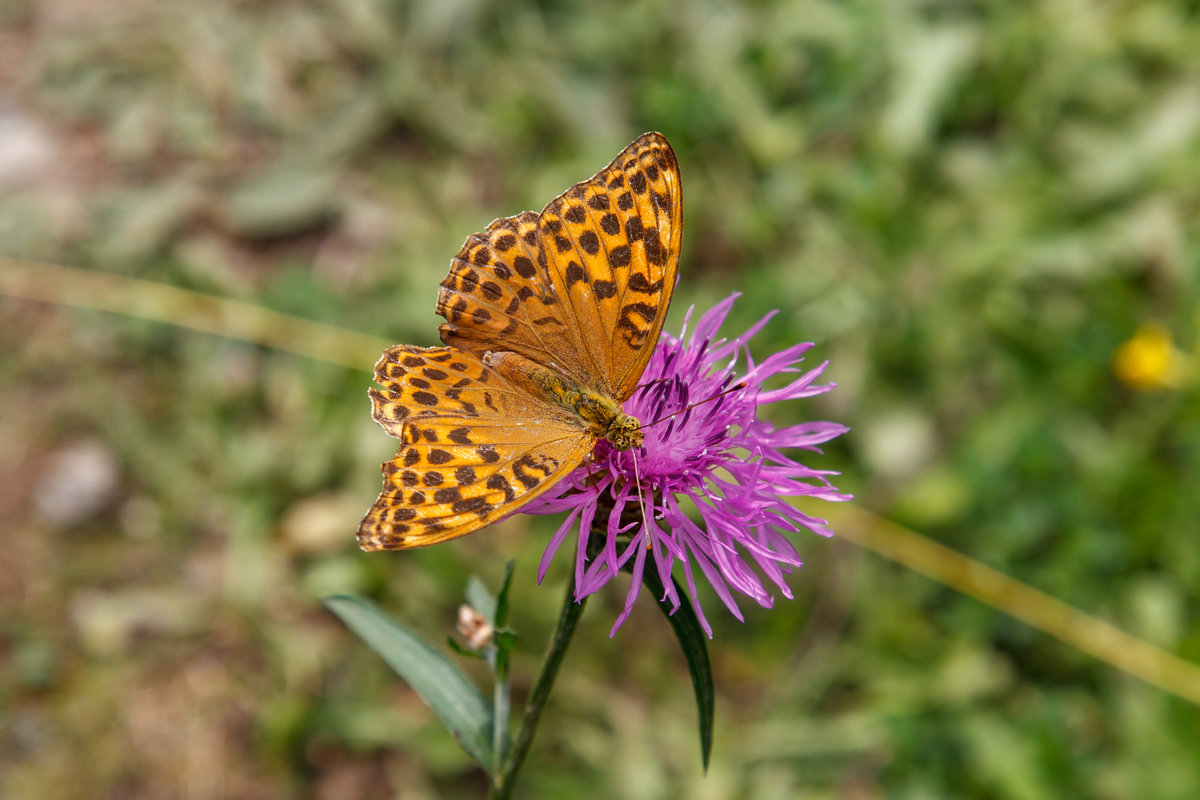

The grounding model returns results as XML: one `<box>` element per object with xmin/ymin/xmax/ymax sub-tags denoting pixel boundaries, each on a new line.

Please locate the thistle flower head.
<box><xmin>528</xmin><ymin>294</ymin><xmax>851</xmax><ymax>636</ymax></box>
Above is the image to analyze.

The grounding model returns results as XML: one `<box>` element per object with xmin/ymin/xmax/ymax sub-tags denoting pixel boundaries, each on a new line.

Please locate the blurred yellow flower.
<box><xmin>1112</xmin><ymin>322</ymin><xmax>1186</xmax><ymax>390</ymax></box>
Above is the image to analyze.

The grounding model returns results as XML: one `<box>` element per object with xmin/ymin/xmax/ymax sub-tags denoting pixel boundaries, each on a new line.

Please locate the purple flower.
<box><xmin>527</xmin><ymin>293</ymin><xmax>851</xmax><ymax>637</ymax></box>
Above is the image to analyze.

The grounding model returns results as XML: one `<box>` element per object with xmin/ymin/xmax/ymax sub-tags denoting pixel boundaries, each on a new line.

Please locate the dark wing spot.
<box><xmin>622</xmin><ymin>302</ymin><xmax>657</xmax><ymax>322</ymax></box>
<box><xmin>478</xmin><ymin>445</ymin><xmax>500</xmax><ymax>463</ymax></box>
<box><xmin>480</xmin><ymin>281</ymin><xmax>502</xmax><ymax>300</ymax></box>
<box><xmin>608</xmin><ymin>175</ymin><xmax>625</xmax><ymax>189</ymax></box>
<box><xmin>412</xmin><ymin>391</ymin><xmax>438</xmax><ymax>406</ymax></box>
<box><xmin>594</xmin><ymin>280</ymin><xmax>617</xmax><ymax>299</ymax></box>
<box><xmin>394</xmin><ymin>507</ymin><xmax>417</xmax><ymax>520</ymax></box>
<box><xmin>402</xmin><ymin>355</ymin><xmax>423</xmax><ymax>368</ymax></box>
<box><xmin>609</xmin><ymin>245</ymin><xmax>631</xmax><ymax>268</ymax></box>
<box><xmin>617</xmin><ymin>192</ymin><xmax>633</xmax><ymax>210</ymax></box>
<box><xmin>512</xmin><ymin>457</ymin><xmax>540</xmax><ymax>489</ymax></box>
<box><xmin>448</xmin><ymin>427</ymin><xmax>472</xmax><ymax>444</ymax></box>
<box><xmin>423</xmin><ymin>471</ymin><xmax>444</xmax><ymax>486</ymax></box>
<box><xmin>616</xmin><ymin>302</ymin><xmax>658</xmax><ymax>346</ymax></box>
<box><xmin>629</xmin><ymin>171</ymin><xmax>647</xmax><ymax>194</ymax></box>
<box><xmin>486</xmin><ymin>474</ymin><xmax>515</xmax><ymax>502</ymax></box>
<box><xmin>401</xmin><ymin>470</ymin><xmax>419</xmax><ymax>486</ymax></box>
<box><xmin>409</xmin><ymin>377</ymin><xmax>430</xmax><ymax>389</ymax></box>
<box><xmin>543</xmin><ymin>219</ymin><xmax>562</xmax><ymax>233</ymax></box>
<box><xmin>643</xmin><ymin>230</ymin><xmax>665</xmax><ymax>266</ymax></box>
<box><xmin>646</xmin><ymin>164</ymin><xmax>660</xmax><ymax>180</ymax></box>
<box><xmin>453</xmin><ymin>496</ymin><xmax>491</xmax><ymax>515</ymax></box>
<box><xmin>628</xmin><ymin>272</ymin><xmax>663</xmax><ymax>294</ymax></box>
<box><xmin>554</xmin><ymin>235</ymin><xmax>572</xmax><ymax>253</ymax></box>
<box><xmin>427</xmin><ymin>449</ymin><xmax>453</xmax><ymax>465</ymax></box>
<box><xmin>513</xmin><ymin>256</ymin><xmax>536</xmax><ymax>278</ymax></box>
<box><xmin>434</xmin><ymin>487</ymin><xmax>462</xmax><ymax>504</ymax></box>
<box><xmin>494</xmin><ymin>233</ymin><xmax>517</xmax><ymax>251</ymax></box>
<box><xmin>565</xmin><ymin>262</ymin><xmax>587</xmax><ymax>287</ymax></box>
<box><xmin>472</xmin><ymin>307</ymin><xmax>492</xmax><ymax>325</ymax></box>
<box><xmin>578</xmin><ymin>230</ymin><xmax>600</xmax><ymax>255</ymax></box>
<box><xmin>600</xmin><ymin>213</ymin><xmax>619</xmax><ymax>236</ymax></box>
<box><xmin>403</xmin><ymin>449</ymin><xmax>420</xmax><ymax>466</ymax></box>
<box><xmin>564</xmin><ymin>205</ymin><xmax>586</xmax><ymax>224</ymax></box>
<box><xmin>494</xmin><ymin>263</ymin><xmax>512</xmax><ymax>279</ymax></box>
<box><xmin>455</xmin><ymin>466</ymin><xmax>477</xmax><ymax>484</ymax></box>
<box><xmin>472</xmin><ymin>247</ymin><xmax>492</xmax><ymax>266</ymax></box>
<box><xmin>407</xmin><ymin>492</ymin><xmax>425</xmax><ymax>506</ymax></box>
<box><xmin>588</xmin><ymin>193</ymin><xmax>610</xmax><ymax>210</ymax></box>
<box><xmin>422</xmin><ymin>368</ymin><xmax>448</xmax><ymax>380</ymax></box>
<box><xmin>625</xmin><ymin>217</ymin><xmax>645</xmax><ymax>241</ymax></box>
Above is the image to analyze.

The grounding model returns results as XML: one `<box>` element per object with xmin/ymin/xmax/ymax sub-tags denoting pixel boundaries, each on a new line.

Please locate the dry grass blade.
<box><xmin>0</xmin><ymin>256</ymin><xmax>390</xmax><ymax>371</ymax></box>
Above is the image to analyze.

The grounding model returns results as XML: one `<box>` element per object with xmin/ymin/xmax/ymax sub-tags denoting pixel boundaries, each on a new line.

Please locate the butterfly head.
<box><xmin>605</xmin><ymin>413</ymin><xmax>644</xmax><ymax>451</ymax></box>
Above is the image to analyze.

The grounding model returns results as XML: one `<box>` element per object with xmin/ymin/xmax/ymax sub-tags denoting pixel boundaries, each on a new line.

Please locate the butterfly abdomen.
<box><xmin>483</xmin><ymin>349</ymin><xmax>644</xmax><ymax>451</ymax></box>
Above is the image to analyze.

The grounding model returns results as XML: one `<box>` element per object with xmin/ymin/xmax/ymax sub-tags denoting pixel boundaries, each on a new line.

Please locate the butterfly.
<box><xmin>358</xmin><ymin>132</ymin><xmax>682</xmax><ymax>550</ymax></box>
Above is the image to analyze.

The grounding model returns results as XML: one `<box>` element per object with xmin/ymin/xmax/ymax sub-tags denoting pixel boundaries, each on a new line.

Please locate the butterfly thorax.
<box><xmin>483</xmin><ymin>350</ymin><xmax>644</xmax><ymax>451</ymax></box>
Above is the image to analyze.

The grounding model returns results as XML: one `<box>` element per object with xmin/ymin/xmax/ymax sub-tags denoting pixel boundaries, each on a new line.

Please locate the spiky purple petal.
<box><xmin>526</xmin><ymin>294</ymin><xmax>851</xmax><ymax>636</ymax></box>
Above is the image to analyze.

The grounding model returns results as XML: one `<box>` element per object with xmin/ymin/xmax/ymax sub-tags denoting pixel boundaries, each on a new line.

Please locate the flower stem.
<box><xmin>489</xmin><ymin>648</ymin><xmax>510</xmax><ymax>774</ymax></box>
<box><xmin>491</xmin><ymin>570</ymin><xmax>586</xmax><ymax>799</ymax></box>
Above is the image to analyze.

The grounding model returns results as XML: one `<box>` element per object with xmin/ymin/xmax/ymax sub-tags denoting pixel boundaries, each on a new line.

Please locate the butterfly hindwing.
<box><xmin>358</xmin><ymin>345</ymin><xmax>595</xmax><ymax>550</ymax></box>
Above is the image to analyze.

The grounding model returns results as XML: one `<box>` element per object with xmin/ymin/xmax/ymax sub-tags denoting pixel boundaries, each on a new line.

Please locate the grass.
<box><xmin>3</xmin><ymin>1</ymin><xmax>1200</xmax><ymax>798</ymax></box>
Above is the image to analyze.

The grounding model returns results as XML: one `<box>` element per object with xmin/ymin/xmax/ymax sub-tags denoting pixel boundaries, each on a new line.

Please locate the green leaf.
<box><xmin>446</xmin><ymin>636</ymin><xmax>486</xmax><ymax>660</ymax></box>
<box><xmin>493</xmin><ymin>630</ymin><xmax>519</xmax><ymax>651</ymax></box>
<box><xmin>323</xmin><ymin>594</ymin><xmax>494</xmax><ymax>769</ymax></box>
<box><xmin>494</xmin><ymin>561</ymin><xmax>516</xmax><ymax>628</ymax></box>
<box><xmin>641</xmin><ymin>569</ymin><xmax>715</xmax><ymax>770</ymax></box>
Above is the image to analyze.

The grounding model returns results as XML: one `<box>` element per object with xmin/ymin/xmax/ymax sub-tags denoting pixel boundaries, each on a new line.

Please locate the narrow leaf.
<box><xmin>494</xmin><ymin>561</ymin><xmax>516</xmax><ymax>628</ymax></box>
<box><xmin>641</xmin><ymin>570</ymin><xmax>715</xmax><ymax>770</ymax></box>
<box><xmin>323</xmin><ymin>594</ymin><xmax>494</xmax><ymax>769</ymax></box>
<box><xmin>446</xmin><ymin>636</ymin><xmax>486</xmax><ymax>660</ymax></box>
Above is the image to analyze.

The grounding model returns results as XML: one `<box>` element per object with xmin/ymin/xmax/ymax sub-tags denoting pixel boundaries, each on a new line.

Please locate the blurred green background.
<box><xmin>3</xmin><ymin>1</ymin><xmax>1200</xmax><ymax>798</ymax></box>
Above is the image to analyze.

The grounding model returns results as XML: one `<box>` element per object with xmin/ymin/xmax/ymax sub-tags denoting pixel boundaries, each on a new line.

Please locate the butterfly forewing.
<box><xmin>537</xmin><ymin>132</ymin><xmax>682</xmax><ymax>400</ymax></box>
<box><xmin>358</xmin><ymin>345</ymin><xmax>594</xmax><ymax>550</ymax></box>
<box><xmin>437</xmin><ymin>133</ymin><xmax>681</xmax><ymax>400</ymax></box>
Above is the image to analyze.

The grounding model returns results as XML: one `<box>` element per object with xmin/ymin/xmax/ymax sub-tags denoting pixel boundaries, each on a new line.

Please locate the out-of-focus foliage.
<box><xmin>2</xmin><ymin>1</ymin><xmax>1199</xmax><ymax>798</ymax></box>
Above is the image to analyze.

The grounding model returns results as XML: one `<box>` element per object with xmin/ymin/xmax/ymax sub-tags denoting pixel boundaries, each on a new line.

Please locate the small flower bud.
<box><xmin>456</xmin><ymin>605</ymin><xmax>494</xmax><ymax>650</ymax></box>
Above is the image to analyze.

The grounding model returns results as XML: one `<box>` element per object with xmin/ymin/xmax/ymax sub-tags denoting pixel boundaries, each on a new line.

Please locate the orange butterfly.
<box><xmin>358</xmin><ymin>133</ymin><xmax>682</xmax><ymax>550</ymax></box>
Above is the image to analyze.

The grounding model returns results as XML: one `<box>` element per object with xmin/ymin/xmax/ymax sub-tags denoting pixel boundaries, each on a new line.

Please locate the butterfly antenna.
<box><xmin>631</xmin><ymin>446</ymin><xmax>652</xmax><ymax>549</ymax></box>
<box><xmin>641</xmin><ymin>380</ymin><xmax>748</xmax><ymax>430</ymax></box>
